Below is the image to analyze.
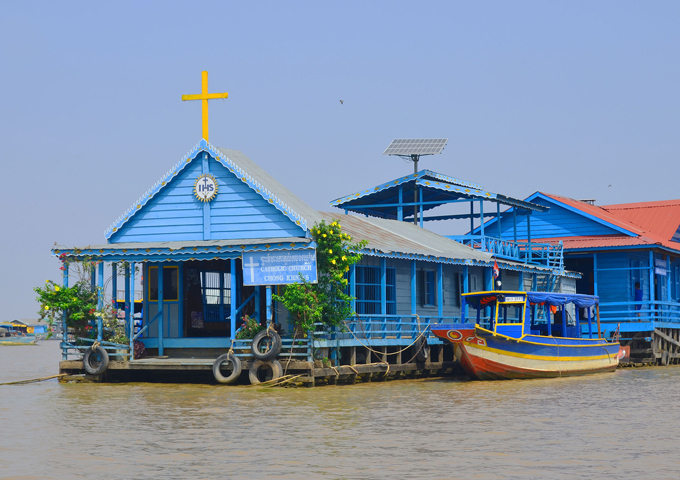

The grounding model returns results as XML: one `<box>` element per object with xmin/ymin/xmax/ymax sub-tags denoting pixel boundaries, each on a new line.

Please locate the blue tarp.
<box><xmin>526</xmin><ymin>292</ymin><xmax>599</xmax><ymax>308</ymax></box>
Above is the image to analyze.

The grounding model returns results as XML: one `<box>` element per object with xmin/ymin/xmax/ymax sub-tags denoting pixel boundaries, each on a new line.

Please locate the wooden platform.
<box><xmin>59</xmin><ymin>344</ymin><xmax>458</xmax><ymax>386</ymax></box>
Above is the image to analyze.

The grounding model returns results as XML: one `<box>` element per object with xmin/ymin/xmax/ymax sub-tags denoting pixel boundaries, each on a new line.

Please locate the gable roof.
<box><xmin>526</xmin><ymin>194</ymin><xmax>680</xmax><ymax>253</ymax></box>
<box><xmin>105</xmin><ymin>140</ymin><xmax>314</xmax><ymax>240</ymax></box>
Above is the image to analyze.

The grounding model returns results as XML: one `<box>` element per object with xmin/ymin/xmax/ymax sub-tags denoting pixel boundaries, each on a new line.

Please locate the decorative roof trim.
<box><xmin>416</xmin><ymin>179</ymin><xmax>497</xmax><ymax>200</ymax></box>
<box><xmin>329</xmin><ymin>169</ymin><xmax>482</xmax><ymax>208</ymax></box>
<box><xmin>105</xmin><ymin>139</ymin><xmax>308</xmax><ymax>241</ymax></box>
<box><xmin>53</xmin><ymin>240</ymin><xmax>315</xmax><ymax>262</ymax></box>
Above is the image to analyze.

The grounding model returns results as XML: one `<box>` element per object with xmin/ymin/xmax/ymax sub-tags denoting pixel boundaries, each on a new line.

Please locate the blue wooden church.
<box><xmin>54</xmin><ymin>72</ymin><xmax>583</xmax><ymax>383</ymax></box>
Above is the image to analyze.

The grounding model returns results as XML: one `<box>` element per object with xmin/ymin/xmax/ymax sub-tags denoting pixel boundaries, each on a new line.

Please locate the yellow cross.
<box><xmin>181</xmin><ymin>71</ymin><xmax>228</xmax><ymax>142</ymax></box>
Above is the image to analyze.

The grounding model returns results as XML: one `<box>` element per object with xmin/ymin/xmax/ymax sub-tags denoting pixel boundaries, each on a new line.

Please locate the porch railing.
<box><xmin>449</xmin><ymin>235</ymin><xmax>564</xmax><ymax>270</ymax></box>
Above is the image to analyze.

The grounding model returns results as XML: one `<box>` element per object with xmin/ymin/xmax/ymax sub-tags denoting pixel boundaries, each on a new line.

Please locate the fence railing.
<box><xmin>598</xmin><ymin>301</ymin><xmax>680</xmax><ymax>325</ymax></box>
<box><xmin>449</xmin><ymin>236</ymin><xmax>564</xmax><ymax>270</ymax></box>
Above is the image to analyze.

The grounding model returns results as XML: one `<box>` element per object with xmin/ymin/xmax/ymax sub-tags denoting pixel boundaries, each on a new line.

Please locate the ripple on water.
<box><xmin>1</xmin><ymin>342</ymin><xmax>680</xmax><ymax>479</ymax></box>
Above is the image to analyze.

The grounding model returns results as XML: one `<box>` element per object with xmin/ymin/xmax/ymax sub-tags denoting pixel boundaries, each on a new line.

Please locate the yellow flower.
<box><xmin>316</xmin><ymin>230</ymin><xmax>320</xmax><ymax>234</ymax></box>
<box><xmin>45</xmin><ymin>280</ymin><xmax>49</xmax><ymax>283</ymax></box>
<box><xmin>54</xmin><ymin>286</ymin><xmax>60</xmax><ymax>292</ymax></box>
<box><xmin>328</xmin><ymin>249</ymin><xmax>333</xmax><ymax>254</ymax></box>
<box><xmin>345</xmin><ymin>266</ymin><xmax>350</xmax><ymax>272</ymax></box>
<box><xmin>44</xmin><ymin>306</ymin><xmax>49</xmax><ymax>310</ymax></box>
<box><xmin>330</xmin><ymin>230</ymin><xmax>333</xmax><ymax>234</ymax></box>
<box><xmin>331</xmin><ymin>259</ymin><xmax>336</xmax><ymax>264</ymax></box>
<box><xmin>331</xmin><ymin>222</ymin><xmax>337</xmax><ymax>226</ymax></box>
<box><xmin>322</xmin><ymin>234</ymin><xmax>327</xmax><ymax>238</ymax></box>
<box><xmin>337</xmin><ymin>224</ymin><xmax>341</xmax><ymax>229</ymax></box>
<box><xmin>342</xmin><ymin>256</ymin><xmax>347</xmax><ymax>261</ymax></box>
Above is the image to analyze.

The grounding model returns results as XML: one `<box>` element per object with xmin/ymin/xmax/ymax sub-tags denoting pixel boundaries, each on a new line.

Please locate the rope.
<box><xmin>0</xmin><ymin>374</ymin><xmax>67</xmax><ymax>386</ymax></box>
<box><xmin>91</xmin><ymin>340</ymin><xmax>101</xmax><ymax>351</ymax></box>
<box><xmin>341</xmin><ymin>319</ymin><xmax>430</xmax><ymax>357</ymax></box>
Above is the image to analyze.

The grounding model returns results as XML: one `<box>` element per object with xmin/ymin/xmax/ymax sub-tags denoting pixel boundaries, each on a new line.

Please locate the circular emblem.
<box><xmin>447</xmin><ymin>330</ymin><xmax>463</xmax><ymax>341</ymax></box>
<box><xmin>194</xmin><ymin>174</ymin><xmax>218</xmax><ymax>202</ymax></box>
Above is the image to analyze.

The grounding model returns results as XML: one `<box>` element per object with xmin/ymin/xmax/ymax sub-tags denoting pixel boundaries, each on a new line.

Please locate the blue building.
<box><xmin>476</xmin><ymin>192</ymin><xmax>680</xmax><ymax>364</ymax></box>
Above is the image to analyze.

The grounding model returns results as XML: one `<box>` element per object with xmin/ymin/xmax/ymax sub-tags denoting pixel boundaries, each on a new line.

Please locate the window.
<box><xmin>422</xmin><ymin>270</ymin><xmax>436</xmax><ymax>306</ymax></box>
<box><xmin>148</xmin><ymin>266</ymin><xmax>179</xmax><ymax>301</ymax></box>
<box><xmin>497</xmin><ymin>303</ymin><xmax>524</xmax><ymax>324</ymax></box>
<box><xmin>201</xmin><ymin>271</ymin><xmax>231</xmax><ymax>322</ymax></box>
<box><xmin>355</xmin><ymin>266</ymin><xmax>396</xmax><ymax>315</ymax></box>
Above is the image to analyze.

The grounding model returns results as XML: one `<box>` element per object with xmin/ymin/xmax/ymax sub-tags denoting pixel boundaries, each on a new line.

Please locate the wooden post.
<box><xmin>62</xmin><ymin>263</ymin><xmax>69</xmax><ymax>360</ymax></box>
<box><xmin>230</xmin><ymin>258</ymin><xmax>237</xmax><ymax>340</ymax></box>
<box><xmin>129</xmin><ymin>262</ymin><xmax>136</xmax><ymax>361</ymax></box>
<box><xmin>158</xmin><ymin>265</ymin><xmax>164</xmax><ymax>356</ymax></box>
<box><xmin>97</xmin><ymin>262</ymin><xmax>104</xmax><ymax>342</ymax></box>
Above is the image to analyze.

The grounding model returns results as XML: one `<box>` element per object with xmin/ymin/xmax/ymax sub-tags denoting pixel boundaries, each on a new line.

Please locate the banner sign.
<box><xmin>655</xmin><ymin>258</ymin><xmax>667</xmax><ymax>276</ymax></box>
<box><xmin>242</xmin><ymin>249</ymin><xmax>318</xmax><ymax>286</ymax></box>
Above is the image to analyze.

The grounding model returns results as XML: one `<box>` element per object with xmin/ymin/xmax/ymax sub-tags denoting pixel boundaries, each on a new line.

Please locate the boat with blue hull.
<box><xmin>431</xmin><ymin>291</ymin><xmax>623</xmax><ymax>380</ymax></box>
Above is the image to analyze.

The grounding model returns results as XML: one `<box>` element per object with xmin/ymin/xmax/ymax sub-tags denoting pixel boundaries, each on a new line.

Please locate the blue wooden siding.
<box><xmin>110</xmin><ymin>155</ymin><xmax>304</xmax><ymax>243</ymax></box>
<box><xmin>495</xmin><ymin>198</ymin><xmax>624</xmax><ymax>240</ymax></box>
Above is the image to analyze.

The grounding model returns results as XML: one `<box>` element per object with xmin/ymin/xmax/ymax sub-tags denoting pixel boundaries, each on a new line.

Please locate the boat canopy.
<box><xmin>462</xmin><ymin>291</ymin><xmax>599</xmax><ymax>309</ymax></box>
<box><xmin>526</xmin><ymin>292</ymin><xmax>599</xmax><ymax>308</ymax></box>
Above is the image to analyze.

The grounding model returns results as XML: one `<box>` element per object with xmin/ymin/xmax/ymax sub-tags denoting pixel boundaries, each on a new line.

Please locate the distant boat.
<box><xmin>0</xmin><ymin>326</ymin><xmax>38</xmax><ymax>345</ymax></box>
<box><xmin>431</xmin><ymin>291</ymin><xmax>623</xmax><ymax>380</ymax></box>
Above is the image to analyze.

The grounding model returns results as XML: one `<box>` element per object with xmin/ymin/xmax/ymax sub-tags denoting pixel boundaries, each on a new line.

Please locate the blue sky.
<box><xmin>1</xmin><ymin>1</ymin><xmax>679</xmax><ymax>319</ymax></box>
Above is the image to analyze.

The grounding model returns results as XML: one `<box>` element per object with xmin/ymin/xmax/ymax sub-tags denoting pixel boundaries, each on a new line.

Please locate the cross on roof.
<box><xmin>181</xmin><ymin>71</ymin><xmax>228</xmax><ymax>142</ymax></box>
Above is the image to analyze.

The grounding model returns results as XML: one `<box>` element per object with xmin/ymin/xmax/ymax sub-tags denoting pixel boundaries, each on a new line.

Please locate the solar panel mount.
<box><xmin>383</xmin><ymin>138</ymin><xmax>448</xmax><ymax>156</ymax></box>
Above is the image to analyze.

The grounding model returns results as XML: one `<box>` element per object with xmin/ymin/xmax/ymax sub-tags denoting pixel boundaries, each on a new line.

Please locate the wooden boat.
<box><xmin>431</xmin><ymin>291</ymin><xmax>623</xmax><ymax>380</ymax></box>
<box><xmin>0</xmin><ymin>326</ymin><xmax>38</xmax><ymax>345</ymax></box>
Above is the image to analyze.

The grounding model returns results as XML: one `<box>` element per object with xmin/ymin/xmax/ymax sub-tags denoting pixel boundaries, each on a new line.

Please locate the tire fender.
<box><xmin>251</xmin><ymin>329</ymin><xmax>282</xmax><ymax>361</ymax></box>
<box><xmin>213</xmin><ymin>353</ymin><xmax>242</xmax><ymax>384</ymax></box>
<box><xmin>82</xmin><ymin>346</ymin><xmax>109</xmax><ymax>375</ymax></box>
<box><xmin>249</xmin><ymin>359</ymin><xmax>283</xmax><ymax>385</ymax></box>
<box><xmin>415</xmin><ymin>336</ymin><xmax>429</xmax><ymax>362</ymax></box>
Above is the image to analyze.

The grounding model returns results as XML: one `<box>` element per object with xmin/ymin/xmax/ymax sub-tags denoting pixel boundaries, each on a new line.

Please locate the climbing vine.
<box><xmin>273</xmin><ymin>220</ymin><xmax>367</xmax><ymax>335</ymax></box>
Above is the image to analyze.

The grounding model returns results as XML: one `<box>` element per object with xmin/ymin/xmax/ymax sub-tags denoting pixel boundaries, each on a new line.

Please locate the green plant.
<box><xmin>35</xmin><ymin>256</ymin><xmax>129</xmax><ymax>344</ymax></box>
<box><xmin>273</xmin><ymin>219</ymin><xmax>367</xmax><ymax>335</ymax></box>
<box><xmin>236</xmin><ymin>314</ymin><xmax>265</xmax><ymax>340</ymax></box>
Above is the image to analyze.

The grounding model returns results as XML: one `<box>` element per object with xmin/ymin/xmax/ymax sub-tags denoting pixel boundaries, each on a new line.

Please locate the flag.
<box><xmin>493</xmin><ymin>260</ymin><xmax>499</xmax><ymax>279</ymax></box>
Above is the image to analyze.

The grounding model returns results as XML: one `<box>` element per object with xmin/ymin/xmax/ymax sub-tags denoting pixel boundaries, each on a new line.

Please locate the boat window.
<box><xmin>496</xmin><ymin>303</ymin><xmax>524</xmax><ymax>324</ymax></box>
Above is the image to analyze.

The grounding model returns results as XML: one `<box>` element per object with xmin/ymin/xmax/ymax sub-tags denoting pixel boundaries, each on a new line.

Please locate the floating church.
<box><xmin>56</xmin><ymin>72</ymin><xmax>580</xmax><ymax>384</ymax></box>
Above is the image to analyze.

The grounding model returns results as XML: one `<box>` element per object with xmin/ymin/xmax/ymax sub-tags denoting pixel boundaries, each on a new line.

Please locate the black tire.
<box><xmin>213</xmin><ymin>353</ymin><xmax>242</xmax><ymax>384</ymax></box>
<box><xmin>251</xmin><ymin>329</ymin><xmax>282</xmax><ymax>361</ymax></box>
<box><xmin>83</xmin><ymin>346</ymin><xmax>109</xmax><ymax>375</ymax></box>
<box><xmin>415</xmin><ymin>336</ymin><xmax>429</xmax><ymax>362</ymax></box>
<box><xmin>661</xmin><ymin>349</ymin><xmax>670</xmax><ymax>367</ymax></box>
<box><xmin>249</xmin><ymin>359</ymin><xmax>283</xmax><ymax>385</ymax></box>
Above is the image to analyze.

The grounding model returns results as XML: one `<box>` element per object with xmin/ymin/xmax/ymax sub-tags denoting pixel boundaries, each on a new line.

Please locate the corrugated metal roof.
<box><xmin>315</xmin><ymin>212</ymin><xmax>492</xmax><ymax>262</ymax></box>
<box><xmin>602</xmin><ymin>199</ymin><xmax>680</xmax><ymax>244</ymax></box>
<box><xmin>216</xmin><ymin>148</ymin><xmax>320</xmax><ymax>228</ymax></box>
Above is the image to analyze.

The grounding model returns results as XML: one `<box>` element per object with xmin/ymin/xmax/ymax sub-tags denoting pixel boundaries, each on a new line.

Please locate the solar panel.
<box><xmin>383</xmin><ymin>138</ymin><xmax>448</xmax><ymax>156</ymax></box>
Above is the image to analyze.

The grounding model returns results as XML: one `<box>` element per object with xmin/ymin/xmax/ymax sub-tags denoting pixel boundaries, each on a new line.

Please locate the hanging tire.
<box><xmin>661</xmin><ymin>349</ymin><xmax>670</xmax><ymax>367</ymax></box>
<box><xmin>213</xmin><ymin>353</ymin><xmax>242</xmax><ymax>384</ymax></box>
<box><xmin>83</xmin><ymin>346</ymin><xmax>109</xmax><ymax>375</ymax></box>
<box><xmin>249</xmin><ymin>359</ymin><xmax>283</xmax><ymax>385</ymax></box>
<box><xmin>415</xmin><ymin>336</ymin><xmax>429</xmax><ymax>362</ymax></box>
<box><xmin>251</xmin><ymin>329</ymin><xmax>282</xmax><ymax>361</ymax></box>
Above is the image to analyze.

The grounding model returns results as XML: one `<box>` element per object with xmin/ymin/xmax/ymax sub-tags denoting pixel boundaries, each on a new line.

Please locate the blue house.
<box><xmin>476</xmin><ymin>192</ymin><xmax>680</xmax><ymax>364</ymax></box>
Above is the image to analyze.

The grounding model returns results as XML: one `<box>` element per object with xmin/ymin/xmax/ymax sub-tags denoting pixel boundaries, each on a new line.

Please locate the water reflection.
<box><xmin>1</xmin><ymin>342</ymin><xmax>679</xmax><ymax>479</ymax></box>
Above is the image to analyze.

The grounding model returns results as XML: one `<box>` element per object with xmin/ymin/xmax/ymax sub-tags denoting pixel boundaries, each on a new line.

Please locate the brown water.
<box><xmin>1</xmin><ymin>342</ymin><xmax>679</xmax><ymax>480</ymax></box>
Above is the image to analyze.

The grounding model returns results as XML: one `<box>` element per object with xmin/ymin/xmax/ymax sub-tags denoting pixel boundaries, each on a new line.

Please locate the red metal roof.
<box><xmin>534</xmin><ymin>195</ymin><xmax>680</xmax><ymax>252</ymax></box>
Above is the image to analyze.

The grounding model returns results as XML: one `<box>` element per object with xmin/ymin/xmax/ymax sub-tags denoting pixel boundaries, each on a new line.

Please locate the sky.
<box><xmin>1</xmin><ymin>1</ymin><xmax>679</xmax><ymax>320</ymax></box>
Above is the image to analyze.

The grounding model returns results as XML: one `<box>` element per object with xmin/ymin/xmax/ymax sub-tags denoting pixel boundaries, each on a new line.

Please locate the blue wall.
<box><xmin>494</xmin><ymin>197</ymin><xmax>623</xmax><ymax>240</ymax></box>
<box><xmin>110</xmin><ymin>155</ymin><xmax>305</xmax><ymax>243</ymax></box>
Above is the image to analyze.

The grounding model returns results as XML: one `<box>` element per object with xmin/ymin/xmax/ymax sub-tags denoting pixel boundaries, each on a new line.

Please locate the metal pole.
<box><xmin>413</xmin><ymin>155</ymin><xmax>419</xmax><ymax>225</ymax></box>
<box><xmin>62</xmin><ymin>264</ymin><xmax>69</xmax><ymax>360</ymax></box>
<box><xmin>129</xmin><ymin>263</ymin><xmax>136</xmax><ymax>361</ymax></box>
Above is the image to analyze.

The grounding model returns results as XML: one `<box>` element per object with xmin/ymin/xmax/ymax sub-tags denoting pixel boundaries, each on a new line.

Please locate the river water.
<box><xmin>1</xmin><ymin>341</ymin><xmax>679</xmax><ymax>480</ymax></box>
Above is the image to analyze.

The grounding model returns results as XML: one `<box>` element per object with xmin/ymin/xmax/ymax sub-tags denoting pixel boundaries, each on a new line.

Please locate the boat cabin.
<box><xmin>461</xmin><ymin>291</ymin><xmax>601</xmax><ymax>340</ymax></box>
